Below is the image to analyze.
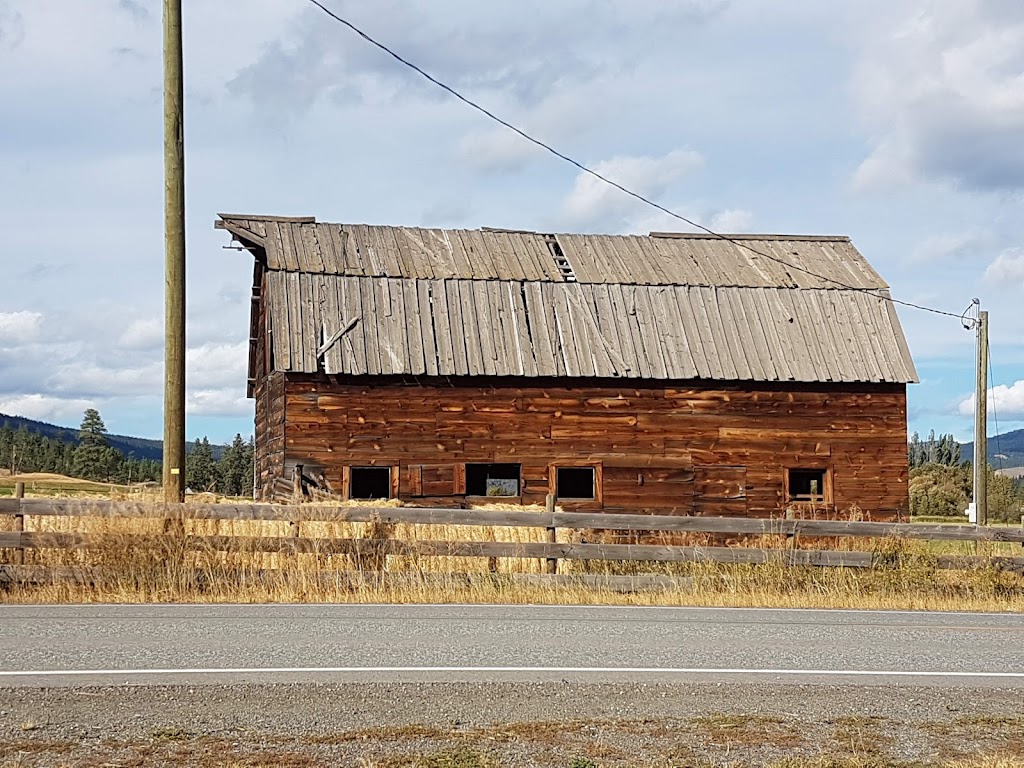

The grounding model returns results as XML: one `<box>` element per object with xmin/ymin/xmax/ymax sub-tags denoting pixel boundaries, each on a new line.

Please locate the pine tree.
<box><xmin>949</xmin><ymin>438</ymin><xmax>961</xmax><ymax>465</ymax></box>
<box><xmin>0</xmin><ymin>424</ymin><xmax>13</xmax><ymax>472</ymax></box>
<box><xmin>61</xmin><ymin>442</ymin><xmax>75</xmax><ymax>475</ymax></box>
<box><xmin>218</xmin><ymin>434</ymin><xmax>254</xmax><ymax>497</ymax></box>
<box><xmin>11</xmin><ymin>426</ymin><xmax>32</xmax><ymax>473</ymax></box>
<box><xmin>73</xmin><ymin>409</ymin><xmax>110</xmax><ymax>481</ymax></box>
<box><xmin>908</xmin><ymin>432</ymin><xmax>921</xmax><ymax>468</ymax></box>
<box><xmin>42</xmin><ymin>438</ymin><xmax>62</xmax><ymax>473</ymax></box>
<box><xmin>186</xmin><ymin>437</ymin><xmax>217</xmax><ymax>492</ymax></box>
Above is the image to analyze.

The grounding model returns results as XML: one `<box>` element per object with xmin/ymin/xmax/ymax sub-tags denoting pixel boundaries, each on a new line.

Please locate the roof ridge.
<box><xmin>216</xmin><ymin>216</ymin><xmax>884</xmax><ymax>290</ymax></box>
<box><xmin>647</xmin><ymin>232</ymin><xmax>851</xmax><ymax>242</ymax></box>
<box><xmin>218</xmin><ymin>213</ymin><xmax>316</xmax><ymax>223</ymax></box>
<box><xmin>216</xmin><ymin>215</ymin><xmax>850</xmax><ymax>242</ymax></box>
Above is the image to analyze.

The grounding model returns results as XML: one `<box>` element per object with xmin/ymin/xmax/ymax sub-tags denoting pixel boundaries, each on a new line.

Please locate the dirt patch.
<box><xmin>6</xmin><ymin>681</ymin><xmax>1024</xmax><ymax>766</ymax></box>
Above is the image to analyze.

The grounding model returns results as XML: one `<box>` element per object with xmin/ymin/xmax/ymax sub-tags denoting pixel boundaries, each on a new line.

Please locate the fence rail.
<box><xmin>4</xmin><ymin>498</ymin><xmax>1024</xmax><ymax>542</ymax></box>
<box><xmin>2</xmin><ymin>498</ymin><xmax>1024</xmax><ymax>583</ymax></box>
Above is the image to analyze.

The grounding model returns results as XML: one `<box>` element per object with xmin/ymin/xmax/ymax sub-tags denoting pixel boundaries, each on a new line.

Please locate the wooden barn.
<box><xmin>216</xmin><ymin>214</ymin><xmax>918</xmax><ymax>520</ymax></box>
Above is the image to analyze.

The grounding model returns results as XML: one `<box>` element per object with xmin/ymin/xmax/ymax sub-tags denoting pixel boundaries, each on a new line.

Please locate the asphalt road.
<box><xmin>1</xmin><ymin>604</ymin><xmax>1022</xmax><ymax>688</ymax></box>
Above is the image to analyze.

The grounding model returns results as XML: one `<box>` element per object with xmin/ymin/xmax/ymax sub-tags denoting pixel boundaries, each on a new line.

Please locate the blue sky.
<box><xmin>1</xmin><ymin>0</ymin><xmax>1023</xmax><ymax>444</ymax></box>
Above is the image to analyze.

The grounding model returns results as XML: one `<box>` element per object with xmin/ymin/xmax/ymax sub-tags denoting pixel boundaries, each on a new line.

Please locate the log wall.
<box><xmin>260</xmin><ymin>375</ymin><xmax>909</xmax><ymax>519</ymax></box>
<box><xmin>254</xmin><ymin>372</ymin><xmax>286</xmax><ymax>500</ymax></box>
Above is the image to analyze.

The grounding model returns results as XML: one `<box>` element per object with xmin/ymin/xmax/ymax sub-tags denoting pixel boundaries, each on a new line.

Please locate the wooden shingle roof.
<box><xmin>218</xmin><ymin>215</ymin><xmax>918</xmax><ymax>384</ymax></box>
<box><xmin>217</xmin><ymin>215</ymin><xmax>888</xmax><ymax>289</ymax></box>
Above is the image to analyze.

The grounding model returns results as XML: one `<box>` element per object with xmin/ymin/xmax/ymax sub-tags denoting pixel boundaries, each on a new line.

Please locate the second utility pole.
<box><xmin>163</xmin><ymin>0</ymin><xmax>186</xmax><ymax>503</ymax></box>
<box><xmin>974</xmin><ymin>306</ymin><xmax>989</xmax><ymax>526</ymax></box>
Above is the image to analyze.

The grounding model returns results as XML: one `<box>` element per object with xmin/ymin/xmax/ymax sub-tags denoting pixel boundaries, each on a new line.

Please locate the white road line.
<box><xmin>2</xmin><ymin>604</ymin><xmax>1019</xmax><ymax>619</ymax></box>
<box><xmin>1</xmin><ymin>667</ymin><xmax>1023</xmax><ymax>678</ymax></box>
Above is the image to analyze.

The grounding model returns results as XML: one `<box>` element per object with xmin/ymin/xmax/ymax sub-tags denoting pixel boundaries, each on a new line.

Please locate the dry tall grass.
<box><xmin>2</xmin><ymin>501</ymin><xmax>1024</xmax><ymax>610</ymax></box>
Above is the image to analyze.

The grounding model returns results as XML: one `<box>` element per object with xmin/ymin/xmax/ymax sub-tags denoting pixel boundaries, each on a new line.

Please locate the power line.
<box><xmin>303</xmin><ymin>0</ymin><xmax>965</xmax><ymax>320</ymax></box>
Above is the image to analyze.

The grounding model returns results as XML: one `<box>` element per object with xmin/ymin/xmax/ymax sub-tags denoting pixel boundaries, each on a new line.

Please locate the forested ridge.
<box><xmin>1</xmin><ymin>409</ymin><xmax>254</xmax><ymax>496</ymax></box>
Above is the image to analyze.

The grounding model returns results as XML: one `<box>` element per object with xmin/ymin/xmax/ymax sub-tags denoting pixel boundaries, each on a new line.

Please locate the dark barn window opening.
<box><xmin>466</xmin><ymin>463</ymin><xmax>521</xmax><ymax>497</ymax></box>
<box><xmin>349</xmin><ymin>466</ymin><xmax>392</xmax><ymax>500</ymax></box>
<box><xmin>788</xmin><ymin>468</ymin><xmax>828</xmax><ymax>502</ymax></box>
<box><xmin>556</xmin><ymin>466</ymin><xmax>596</xmax><ymax>500</ymax></box>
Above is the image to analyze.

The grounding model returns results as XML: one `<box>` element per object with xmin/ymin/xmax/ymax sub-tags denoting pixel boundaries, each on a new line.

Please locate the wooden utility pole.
<box><xmin>974</xmin><ymin>309</ymin><xmax>989</xmax><ymax>526</ymax></box>
<box><xmin>163</xmin><ymin>0</ymin><xmax>186</xmax><ymax>503</ymax></box>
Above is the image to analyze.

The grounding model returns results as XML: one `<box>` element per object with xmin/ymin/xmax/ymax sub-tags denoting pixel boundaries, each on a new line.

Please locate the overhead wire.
<box><xmin>960</xmin><ymin>301</ymin><xmax>979</xmax><ymax>330</ymax></box>
<box><xmin>303</xmin><ymin>0</ymin><xmax>966</xmax><ymax>320</ymax></box>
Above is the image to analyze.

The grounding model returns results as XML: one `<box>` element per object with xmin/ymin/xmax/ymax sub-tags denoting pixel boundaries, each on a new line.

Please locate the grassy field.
<box><xmin>0</xmin><ymin>472</ymin><xmax>138</xmax><ymax>498</ymax></box>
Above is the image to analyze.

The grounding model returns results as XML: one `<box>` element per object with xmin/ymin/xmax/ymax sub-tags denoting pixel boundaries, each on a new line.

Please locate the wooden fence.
<box><xmin>3</xmin><ymin>494</ymin><xmax>1024</xmax><ymax>586</ymax></box>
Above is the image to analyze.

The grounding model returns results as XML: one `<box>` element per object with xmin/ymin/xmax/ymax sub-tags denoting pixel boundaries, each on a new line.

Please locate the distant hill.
<box><xmin>0</xmin><ymin>413</ymin><xmax>164</xmax><ymax>461</ymax></box>
<box><xmin>0</xmin><ymin>413</ymin><xmax>229</xmax><ymax>462</ymax></box>
<box><xmin>962</xmin><ymin>427</ymin><xmax>1024</xmax><ymax>469</ymax></box>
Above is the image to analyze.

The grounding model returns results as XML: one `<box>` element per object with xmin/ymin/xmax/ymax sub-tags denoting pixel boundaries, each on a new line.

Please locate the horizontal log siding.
<box><xmin>254</xmin><ymin>371</ymin><xmax>286</xmax><ymax>501</ymax></box>
<box><xmin>271</xmin><ymin>376</ymin><xmax>908</xmax><ymax>519</ymax></box>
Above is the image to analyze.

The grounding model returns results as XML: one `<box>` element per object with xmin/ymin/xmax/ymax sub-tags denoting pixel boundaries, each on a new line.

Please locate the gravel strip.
<box><xmin>2</xmin><ymin>682</ymin><xmax>1024</xmax><ymax>766</ymax></box>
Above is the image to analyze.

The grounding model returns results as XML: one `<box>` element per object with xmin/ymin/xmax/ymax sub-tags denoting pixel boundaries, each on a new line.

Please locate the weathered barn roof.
<box><xmin>217</xmin><ymin>214</ymin><xmax>887</xmax><ymax>289</ymax></box>
<box><xmin>218</xmin><ymin>214</ymin><xmax>918</xmax><ymax>384</ymax></box>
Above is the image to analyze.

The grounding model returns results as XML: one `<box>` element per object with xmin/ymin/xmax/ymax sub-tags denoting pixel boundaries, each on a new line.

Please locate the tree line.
<box><xmin>1</xmin><ymin>408</ymin><xmax>255</xmax><ymax>497</ymax></box>
<box><xmin>908</xmin><ymin>430</ymin><xmax>960</xmax><ymax>468</ymax></box>
<box><xmin>0</xmin><ymin>409</ymin><xmax>161</xmax><ymax>484</ymax></box>
<box><xmin>185</xmin><ymin>435</ymin><xmax>254</xmax><ymax>496</ymax></box>
<box><xmin>908</xmin><ymin>430</ymin><xmax>1023</xmax><ymax>521</ymax></box>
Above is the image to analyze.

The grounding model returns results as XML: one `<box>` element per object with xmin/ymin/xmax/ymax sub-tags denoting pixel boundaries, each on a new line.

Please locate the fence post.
<box><xmin>783</xmin><ymin>508</ymin><xmax>797</xmax><ymax>564</ymax></box>
<box><xmin>545</xmin><ymin>493</ymin><xmax>557</xmax><ymax>575</ymax></box>
<box><xmin>13</xmin><ymin>481</ymin><xmax>25</xmax><ymax>566</ymax></box>
<box><xmin>293</xmin><ymin>465</ymin><xmax>304</xmax><ymax>502</ymax></box>
<box><xmin>288</xmin><ymin>465</ymin><xmax>305</xmax><ymax>539</ymax></box>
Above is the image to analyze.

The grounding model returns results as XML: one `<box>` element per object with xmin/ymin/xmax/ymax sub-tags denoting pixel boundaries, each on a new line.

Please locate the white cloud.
<box><xmin>0</xmin><ymin>1</ymin><xmax>25</xmax><ymax>52</ymax></box>
<box><xmin>187</xmin><ymin>389</ymin><xmax>251</xmax><ymax>417</ymax></box>
<box><xmin>118</xmin><ymin>318</ymin><xmax>162</xmax><ymax>350</ymax></box>
<box><xmin>851</xmin><ymin>1</ymin><xmax>1024</xmax><ymax>191</ymax></box>
<box><xmin>0</xmin><ymin>393</ymin><xmax>95</xmax><ymax>423</ymax></box>
<box><xmin>456</xmin><ymin>129</ymin><xmax>542</xmax><ymax>174</ymax></box>
<box><xmin>958</xmin><ymin>380</ymin><xmax>1024</xmax><ymax>420</ymax></box>
<box><xmin>187</xmin><ymin>341</ymin><xmax>248</xmax><ymax>389</ymax></box>
<box><xmin>911</xmin><ymin>230</ymin><xmax>992</xmax><ymax>264</ymax></box>
<box><xmin>451</xmin><ymin>84</ymin><xmax>604</xmax><ymax>177</ymax></box>
<box><xmin>0</xmin><ymin>310</ymin><xmax>43</xmax><ymax>344</ymax></box>
<box><xmin>26</xmin><ymin>341</ymin><xmax>248</xmax><ymax>402</ymax></box>
<box><xmin>561</xmin><ymin>149</ymin><xmax>704</xmax><ymax>231</ymax></box>
<box><xmin>228</xmin><ymin>1</ymin><xmax>727</xmax><ymax>114</ymax></box>
<box><xmin>708</xmin><ymin>208</ymin><xmax>753</xmax><ymax>233</ymax></box>
<box><xmin>47</xmin><ymin>360</ymin><xmax>162</xmax><ymax>398</ymax></box>
<box><xmin>603</xmin><ymin>203</ymin><xmax>753</xmax><ymax>237</ymax></box>
<box><xmin>984</xmin><ymin>248</ymin><xmax>1024</xmax><ymax>286</ymax></box>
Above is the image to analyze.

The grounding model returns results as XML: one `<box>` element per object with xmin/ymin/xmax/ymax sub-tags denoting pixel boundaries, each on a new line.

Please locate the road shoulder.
<box><xmin>3</xmin><ymin>682</ymin><xmax>1024</xmax><ymax>766</ymax></box>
